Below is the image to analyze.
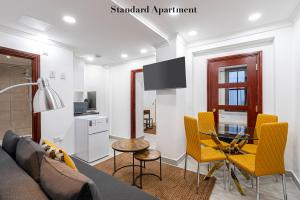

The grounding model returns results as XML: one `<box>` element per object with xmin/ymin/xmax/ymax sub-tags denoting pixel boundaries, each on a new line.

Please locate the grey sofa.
<box><xmin>0</xmin><ymin>131</ymin><xmax>158</xmax><ymax>200</ymax></box>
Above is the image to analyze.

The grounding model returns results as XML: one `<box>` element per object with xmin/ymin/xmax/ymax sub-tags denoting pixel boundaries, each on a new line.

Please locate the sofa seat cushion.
<box><xmin>0</xmin><ymin>148</ymin><xmax>48</xmax><ymax>200</ymax></box>
<box><xmin>16</xmin><ymin>138</ymin><xmax>45</xmax><ymax>182</ymax></box>
<box><xmin>2</xmin><ymin>130</ymin><xmax>20</xmax><ymax>159</ymax></box>
<box><xmin>40</xmin><ymin>156</ymin><xmax>102</xmax><ymax>200</ymax></box>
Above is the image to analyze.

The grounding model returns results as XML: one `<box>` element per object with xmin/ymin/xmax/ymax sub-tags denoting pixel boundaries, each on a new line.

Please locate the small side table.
<box><xmin>134</xmin><ymin>149</ymin><xmax>162</xmax><ymax>189</ymax></box>
<box><xmin>112</xmin><ymin>139</ymin><xmax>150</xmax><ymax>185</ymax></box>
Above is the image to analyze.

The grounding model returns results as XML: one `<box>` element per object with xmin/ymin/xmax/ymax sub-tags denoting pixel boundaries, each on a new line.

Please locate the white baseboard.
<box><xmin>286</xmin><ymin>171</ymin><xmax>300</xmax><ymax>190</ymax></box>
<box><xmin>109</xmin><ymin>135</ymin><xmax>129</xmax><ymax>140</ymax></box>
<box><xmin>160</xmin><ymin>153</ymin><xmax>186</xmax><ymax>166</ymax></box>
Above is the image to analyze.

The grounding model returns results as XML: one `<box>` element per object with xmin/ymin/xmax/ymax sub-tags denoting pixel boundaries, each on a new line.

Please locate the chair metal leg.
<box><xmin>223</xmin><ymin>160</ymin><xmax>226</xmax><ymax>190</ymax></box>
<box><xmin>228</xmin><ymin>163</ymin><xmax>231</xmax><ymax>191</ymax></box>
<box><xmin>207</xmin><ymin>163</ymin><xmax>210</xmax><ymax>172</ymax></box>
<box><xmin>251</xmin><ymin>176</ymin><xmax>254</xmax><ymax>188</ymax></box>
<box><xmin>256</xmin><ymin>177</ymin><xmax>260</xmax><ymax>200</ymax></box>
<box><xmin>196</xmin><ymin>162</ymin><xmax>200</xmax><ymax>194</ymax></box>
<box><xmin>275</xmin><ymin>174</ymin><xmax>279</xmax><ymax>182</ymax></box>
<box><xmin>184</xmin><ymin>153</ymin><xmax>187</xmax><ymax>179</ymax></box>
<box><xmin>282</xmin><ymin>174</ymin><xmax>287</xmax><ymax>200</ymax></box>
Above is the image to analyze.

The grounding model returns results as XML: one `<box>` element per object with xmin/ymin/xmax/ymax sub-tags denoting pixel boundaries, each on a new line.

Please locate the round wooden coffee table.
<box><xmin>112</xmin><ymin>139</ymin><xmax>150</xmax><ymax>185</ymax></box>
<box><xmin>134</xmin><ymin>149</ymin><xmax>162</xmax><ymax>189</ymax></box>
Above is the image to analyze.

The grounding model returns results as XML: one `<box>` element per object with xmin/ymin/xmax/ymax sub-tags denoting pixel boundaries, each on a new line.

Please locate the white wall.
<box><xmin>108</xmin><ymin>56</ymin><xmax>156</xmax><ymax>138</ymax></box>
<box><xmin>73</xmin><ymin>58</ymin><xmax>85</xmax><ymax>91</ymax></box>
<box><xmin>84</xmin><ymin>64</ymin><xmax>109</xmax><ymax>115</ymax></box>
<box><xmin>155</xmin><ymin>35</ymin><xmax>187</xmax><ymax>161</ymax></box>
<box><xmin>0</xmin><ymin>31</ymin><xmax>75</xmax><ymax>153</ymax></box>
<box><xmin>292</xmin><ymin>16</ymin><xmax>300</xmax><ymax>181</ymax></box>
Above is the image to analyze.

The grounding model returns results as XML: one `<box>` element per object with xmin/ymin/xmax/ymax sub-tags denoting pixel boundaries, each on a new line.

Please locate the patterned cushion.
<box><xmin>42</xmin><ymin>143</ymin><xmax>64</xmax><ymax>162</ymax></box>
<box><xmin>41</xmin><ymin>139</ymin><xmax>78</xmax><ymax>171</ymax></box>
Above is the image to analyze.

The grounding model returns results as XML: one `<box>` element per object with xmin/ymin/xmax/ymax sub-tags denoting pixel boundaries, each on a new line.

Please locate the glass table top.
<box><xmin>200</xmin><ymin>123</ymin><xmax>257</xmax><ymax>141</ymax></box>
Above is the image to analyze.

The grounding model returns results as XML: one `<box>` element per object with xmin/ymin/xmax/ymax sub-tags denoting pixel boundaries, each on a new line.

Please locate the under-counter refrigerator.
<box><xmin>75</xmin><ymin>115</ymin><xmax>109</xmax><ymax>163</ymax></box>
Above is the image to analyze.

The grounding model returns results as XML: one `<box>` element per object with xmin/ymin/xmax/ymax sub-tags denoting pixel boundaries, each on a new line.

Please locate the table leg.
<box><xmin>140</xmin><ymin>160</ymin><xmax>143</xmax><ymax>188</ymax></box>
<box><xmin>132</xmin><ymin>153</ymin><xmax>135</xmax><ymax>185</ymax></box>
<box><xmin>230</xmin><ymin>165</ymin><xmax>246</xmax><ymax>195</ymax></box>
<box><xmin>203</xmin><ymin>162</ymin><xmax>224</xmax><ymax>180</ymax></box>
<box><xmin>113</xmin><ymin>150</ymin><xmax>116</xmax><ymax>175</ymax></box>
<box><xmin>159</xmin><ymin>157</ymin><xmax>162</xmax><ymax>180</ymax></box>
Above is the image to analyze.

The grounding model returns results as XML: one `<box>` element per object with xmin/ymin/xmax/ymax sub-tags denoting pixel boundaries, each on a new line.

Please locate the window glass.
<box><xmin>218</xmin><ymin>65</ymin><xmax>247</xmax><ymax>84</ymax></box>
<box><xmin>219</xmin><ymin>88</ymin><xmax>247</xmax><ymax>106</ymax></box>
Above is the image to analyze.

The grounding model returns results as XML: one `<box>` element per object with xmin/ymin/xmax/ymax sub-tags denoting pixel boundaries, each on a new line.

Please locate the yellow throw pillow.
<box><xmin>41</xmin><ymin>139</ymin><xmax>78</xmax><ymax>171</ymax></box>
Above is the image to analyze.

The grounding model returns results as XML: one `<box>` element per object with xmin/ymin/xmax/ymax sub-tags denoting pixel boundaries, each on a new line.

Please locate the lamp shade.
<box><xmin>33</xmin><ymin>78</ymin><xmax>64</xmax><ymax>113</ymax></box>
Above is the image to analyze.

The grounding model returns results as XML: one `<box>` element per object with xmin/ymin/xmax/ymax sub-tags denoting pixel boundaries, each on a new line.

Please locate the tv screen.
<box><xmin>143</xmin><ymin>57</ymin><xmax>186</xmax><ymax>91</ymax></box>
<box><xmin>87</xmin><ymin>91</ymin><xmax>96</xmax><ymax>110</ymax></box>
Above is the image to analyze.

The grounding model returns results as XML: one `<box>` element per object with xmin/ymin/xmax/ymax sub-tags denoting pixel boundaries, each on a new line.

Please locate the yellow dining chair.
<box><xmin>198</xmin><ymin>112</ymin><xmax>229</xmax><ymax>148</ymax></box>
<box><xmin>241</xmin><ymin>114</ymin><xmax>278</xmax><ymax>154</ymax></box>
<box><xmin>228</xmin><ymin>122</ymin><xmax>288</xmax><ymax>200</ymax></box>
<box><xmin>184</xmin><ymin>116</ymin><xmax>227</xmax><ymax>193</ymax></box>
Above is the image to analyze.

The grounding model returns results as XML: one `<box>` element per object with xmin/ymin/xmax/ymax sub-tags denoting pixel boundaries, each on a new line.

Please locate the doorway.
<box><xmin>130</xmin><ymin>69</ymin><xmax>157</xmax><ymax>141</ymax></box>
<box><xmin>207</xmin><ymin>52</ymin><xmax>262</xmax><ymax>130</ymax></box>
<box><xmin>0</xmin><ymin>47</ymin><xmax>40</xmax><ymax>142</ymax></box>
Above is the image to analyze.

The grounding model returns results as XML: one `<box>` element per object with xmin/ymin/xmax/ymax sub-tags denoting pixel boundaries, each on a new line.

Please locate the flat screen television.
<box><xmin>87</xmin><ymin>91</ymin><xmax>96</xmax><ymax>110</ymax></box>
<box><xmin>143</xmin><ymin>57</ymin><xmax>186</xmax><ymax>91</ymax></box>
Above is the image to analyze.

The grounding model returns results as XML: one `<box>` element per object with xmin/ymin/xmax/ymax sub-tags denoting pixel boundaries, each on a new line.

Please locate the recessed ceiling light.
<box><xmin>63</xmin><ymin>15</ymin><xmax>76</xmax><ymax>24</ymax></box>
<box><xmin>6</xmin><ymin>55</ymin><xmax>11</xmax><ymax>59</ymax></box>
<box><xmin>188</xmin><ymin>30</ymin><xmax>198</xmax><ymax>36</ymax></box>
<box><xmin>86</xmin><ymin>56</ymin><xmax>94</xmax><ymax>62</ymax></box>
<box><xmin>121</xmin><ymin>53</ymin><xmax>128</xmax><ymax>58</ymax></box>
<box><xmin>140</xmin><ymin>49</ymin><xmax>148</xmax><ymax>54</ymax></box>
<box><xmin>248</xmin><ymin>13</ymin><xmax>262</xmax><ymax>22</ymax></box>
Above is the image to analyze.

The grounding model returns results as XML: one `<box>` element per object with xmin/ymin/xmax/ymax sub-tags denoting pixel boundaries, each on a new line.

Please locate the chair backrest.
<box><xmin>184</xmin><ymin>116</ymin><xmax>202</xmax><ymax>161</ymax></box>
<box><xmin>198</xmin><ymin>112</ymin><xmax>215</xmax><ymax>140</ymax></box>
<box><xmin>254</xmin><ymin>114</ymin><xmax>278</xmax><ymax>144</ymax></box>
<box><xmin>255</xmin><ymin>122</ymin><xmax>288</xmax><ymax>176</ymax></box>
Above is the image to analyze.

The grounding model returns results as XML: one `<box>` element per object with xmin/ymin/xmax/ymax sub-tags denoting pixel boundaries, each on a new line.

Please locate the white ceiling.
<box><xmin>120</xmin><ymin>0</ymin><xmax>300</xmax><ymax>42</ymax></box>
<box><xmin>0</xmin><ymin>0</ymin><xmax>299</xmax><ymax>65</ymax></box>
<box><xmin>0</xmin><ymin>0</ymin><xmax>164</xmax><ymax>65</ymax></box>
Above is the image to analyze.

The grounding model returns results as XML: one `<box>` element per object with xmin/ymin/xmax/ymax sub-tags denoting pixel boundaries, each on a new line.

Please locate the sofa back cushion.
<box><xmin>2</xmin><ymin>130</ymin><xmax>20</xmax><ymax>159</ymax></box>
<box><xmin>40</xmin><ymin>156</ymin><xmax>102</xmax><ymax>200</ymax></box>
<box><xmin>16</xmin><ymin>138</ymin><xmax>45</xmax><ymax>182</ymax></box>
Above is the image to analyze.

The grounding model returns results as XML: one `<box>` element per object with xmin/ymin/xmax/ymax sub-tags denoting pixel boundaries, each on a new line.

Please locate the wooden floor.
<box><xmin>144</xmin><ymin>125</ymin><xmax>156</xmax><ymax>135</ymax></box>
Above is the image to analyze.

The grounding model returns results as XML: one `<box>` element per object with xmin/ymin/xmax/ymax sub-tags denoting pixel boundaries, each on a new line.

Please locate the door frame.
<box><xmin>0</xmin><ymin>46</ymin><xmax>41</xmax><ymax>143</ymax></box>
<box><xmin>207</xmin><ymin>51</ymin><xmax>263</xmax><ymax>127</ymax></box>
<box><xmin>130</xmin><ymin>68</ymin><xmax>143</xmax><ymax>138</ymax></box>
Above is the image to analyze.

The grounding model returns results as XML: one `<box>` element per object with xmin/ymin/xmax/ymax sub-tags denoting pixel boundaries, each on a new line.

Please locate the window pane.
<box><xmin>218</xmin><ymin>65</ymin><xmax>247</xmax><ymax>84</ymax></box>
<box><xmin>238</xmin><ymin>89</ymin><xmax>246</xmax><ymax>105</ymax></box>
<box><xmin>229</xmin><ymin>89</ymin><xmax>237</xmax><ymax>105</ymax></box>
<box><xmin>228</xmin><ymin>72</ymin><xmax>237</xmax><ymax>83</ymax></box>
<box><xmin>219</xmin><ymin>87</ymin><xmax>247</xmax><ymax>106</ymax></box>
<box><xmin>238</xmin><ymin>71</ymin><xmax>246</xmax><ymax>82</ymax></box>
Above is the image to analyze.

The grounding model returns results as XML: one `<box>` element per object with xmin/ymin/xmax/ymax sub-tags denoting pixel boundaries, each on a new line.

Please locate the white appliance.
<box><xmin>75</xmin><ymin>115</ymin><xmax>109</xmax><ymax>163</ymax></box>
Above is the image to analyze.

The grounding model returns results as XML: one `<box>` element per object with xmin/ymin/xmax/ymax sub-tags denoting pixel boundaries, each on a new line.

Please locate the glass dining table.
<box><xmin>199</xmin><ymin>123</ymin><xmax>257</xmax><ymax>196</ymax></box>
